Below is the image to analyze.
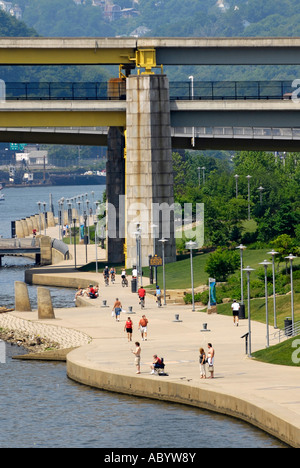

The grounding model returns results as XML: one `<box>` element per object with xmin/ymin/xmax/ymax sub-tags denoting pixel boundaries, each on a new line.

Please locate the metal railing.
<box><xmin>270</xmin><ymin>320</ymin><xmax>300</xmax><ymax>344</ymax></box>
<box><xmin>1</xmin><ymin>80</ymin><xmax>295</xmax><ymax>101</ymax></box>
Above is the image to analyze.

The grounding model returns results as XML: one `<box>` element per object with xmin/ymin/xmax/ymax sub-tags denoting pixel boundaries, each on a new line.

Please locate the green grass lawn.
<box><xmin>216</xmin><ymin>293</ymin><xmax>300</xmax><ymax>330</ymax></box>
<box><xmin>252</xmin><ymin>334</ymin><xmax>300</xmax><ymax>367</ymax></box>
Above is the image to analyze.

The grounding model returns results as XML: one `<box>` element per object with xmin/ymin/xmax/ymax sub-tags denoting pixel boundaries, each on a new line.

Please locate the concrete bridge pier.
<box><xmin>105</xmin><ymin>74</ymin><xmax>176</xmax><ymax>268</ymax></box>
<box><xmin>125</xmin><ymin>74</ymin><xmax>176</xmax><ymax>268</ymax></box>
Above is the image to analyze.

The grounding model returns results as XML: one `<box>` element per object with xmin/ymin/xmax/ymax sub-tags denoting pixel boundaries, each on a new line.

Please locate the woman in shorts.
<box><xmin>124</xmin><ymin>317</ymin><xmax>133</xmax><ymax>342</ymax></box>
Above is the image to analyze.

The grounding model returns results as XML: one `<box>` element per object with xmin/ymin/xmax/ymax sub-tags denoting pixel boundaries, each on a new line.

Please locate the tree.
<box><xmin>205</xmin><ymin>247</ymin><xmax>240</xmax><ymax>282</ymax></box>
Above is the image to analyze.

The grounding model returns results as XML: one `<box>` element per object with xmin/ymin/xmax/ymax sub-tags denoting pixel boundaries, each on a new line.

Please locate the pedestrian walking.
<box><xmin>124</xmin><ymin>317</ymin><xmax>133</xmax><ymax>342</ymax></box>
<box><xmin>131</xmin><ymin>341</ymin><xmax>141</xmax><ymax>374</ymax></box>
<box><xmin>199</xmin><ymin>347</ymin><xmax>207</xmax><ymax>379</ymax></box>
<box><xmin>231</xmin><ymin>299</ymin><xmax>240</xmax><ymax>326</ymax></box>
<box><xmin>207</xmin><ymin>343</ymin><xmax>215</xmax><ymax>379</ymax></box>
<box><xmin>138</xmin><ymin>315</ymin><xmax>148</xmax><ymax>341</ymax></box>
<box><xmin>112</xmin><ymin>298</ymin><xmax>122</xmax><ymax>322</ymax></box>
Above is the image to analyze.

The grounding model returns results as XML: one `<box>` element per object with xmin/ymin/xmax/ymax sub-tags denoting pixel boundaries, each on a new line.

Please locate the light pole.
<box><xmin>94</xmin><ymin>221</ymin><xmax>98</xmax><ymax>274</ymax></box>
<box><xmin>246</xmin><ymin>175</ymin><xmax>252</xmax><ymax>220</ymax></box>
<box><xmin>267</xmin><ymin>249</ymin><xmax>279</xmax><ymax>329</ymax></box>
<box><xmin>243</xmin><ymin>265</ymin><xmax>255</xmax><ymax>358</ymax></box>
<box><xmin>86</xmin><ymin>199</ymin><xmax>90</xmax><ymax>244</ymax></box>
<box><xmin>197</xmin><ymin>167</ymin><xmax>201</xmax><ymax>187</ymax></box>
<box><xmin>43</xmin><ymin>202</ymin><xmax>47</xmax><ymax>235</ymax></box>
<box><xmin>236</xmin><ymin>244</ymin><xmax>247</xmax><ymax>316</ymax></box>
<box><xmin>37</xmin><ymin>201</ymin><xmax>42</xmax><ymax>235</ymax></box>
<box><xmin>186</xmin><ymin>241</ymin><xmax>197</xmax><ymax>312</ymax></box>
<box><xmin>151</xmin><ymin>223</ymin><xmax>158</xmax><ymax>286</ymax></box>
<box><xmin>189</xmin><ymin>75</ymin><xmax>195</xmax><ymax>147</ymax></box>
<box><xmin>73</xmin><ymin>217</ymin><xmax>77</xmax><ymax>269</ymax></box>
<box><xmin>234</xmin><ymin>174</ymin><xmax>239</xmax><ymax>198</ymax></box>
<box><xmin>285</xmin><ymin>253</ymin><xmax>297</xmax><ymax>335</ymax></box>
<box><xmin>135</xmin><ymin>225</ymin><xmax>142</xmax><ymax>288</ymax></box>
<box><xmin>257</xmin><ymin>186</ymin><xmax>264</xmax><ymax>206</ymax></box>
<box><xmin>259</xmin><ymin>259</ymin><xmax>272</xmax><ymax>348</ymax></box>
<box><xmin>84</xmin><ymin>212</ymin><xmax>88</xmax><ymax>264</ymax></box>
<box><xmin>159</xmin><ymin>238</ymin><xmax>168</xmax><ymax>306</ymax></box>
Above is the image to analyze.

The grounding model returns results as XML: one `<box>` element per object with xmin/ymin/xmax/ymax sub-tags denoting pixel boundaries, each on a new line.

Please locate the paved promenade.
<box><xmin>1</xmin><ymin>230</ymin><xmax>300</xmax><ymax>447</ymax></box>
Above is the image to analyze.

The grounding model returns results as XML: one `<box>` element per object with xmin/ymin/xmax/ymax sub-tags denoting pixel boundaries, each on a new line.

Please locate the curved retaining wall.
<box><xmin>67</xmin><ymin>347</ymin><xmax>299</xmax><ymax>448</ymax></box>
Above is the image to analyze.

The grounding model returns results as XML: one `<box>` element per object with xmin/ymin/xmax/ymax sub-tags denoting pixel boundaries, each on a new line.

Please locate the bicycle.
<box><xmin>156</xmin><ymin>295</ymin><xmax>162</xmax><ymax>307</ymax></box>
<box><xmin>139</xmin><ymin>296</ymin><xmax>145</xmax><ymax>309</ymax></box>
<box><xmin>104</xmin><ymin>275</ymin><xmax>109</xmax><ymax>286</ymax></box>
<box><xmin>122</xmin><ymin>277</ymin><xmax>128</xmax><ymax>287</ymax></box>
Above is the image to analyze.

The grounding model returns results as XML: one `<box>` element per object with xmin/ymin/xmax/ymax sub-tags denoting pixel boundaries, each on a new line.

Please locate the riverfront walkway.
<box><xmin>1</xmin><ymin>229</ymin><xmax>299</xmax><ymax>447</ymax></box>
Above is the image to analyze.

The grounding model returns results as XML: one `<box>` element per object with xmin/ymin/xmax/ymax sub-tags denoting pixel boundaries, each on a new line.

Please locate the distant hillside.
<box><xmin>0</xmin><ymin>8</ymin><xmax>37</xmax><ymax>37</ymax></box>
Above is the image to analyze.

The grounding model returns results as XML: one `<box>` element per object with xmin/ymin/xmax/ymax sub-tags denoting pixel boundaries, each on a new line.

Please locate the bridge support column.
<box><xmin>125</xmin><ymin>74</ymin><xmax>176</xmax><ymax>268</ymax></box>
<box><xmin>106</xmin><ymin>127</ymin><xmax>125</xmax><ymax>265</ymax></box>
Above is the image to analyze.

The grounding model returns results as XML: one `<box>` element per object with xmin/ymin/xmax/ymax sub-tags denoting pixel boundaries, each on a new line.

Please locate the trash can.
<box><xmin>239</xmin><ymin>304</ymin><xmax>246</xmax><ymax>320</ymax></box>
<box><xmin>284</xmin><ymin>317</ymin><xmax>293</xmax><ymax>337</ymax></box>
<box><xmin>131</xmin><ymin>278</ymin><xmax>137</xmax><ymax>294</ymax></box>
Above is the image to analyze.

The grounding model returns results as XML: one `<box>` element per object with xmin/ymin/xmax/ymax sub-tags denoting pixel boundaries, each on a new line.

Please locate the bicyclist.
<box><xmin>155</xmin><ymin>285</ymin><xmax>162</xmax><ymax>307</ymax></box>
<box><xmin>110</xmin><ymin>267</ymin><xmax>116</xmax><ymax>284</ymax></box>
<box><xmin>138</xmin><ymin>286</ymin><xmax>146</xmax><ymax>307</ymax></box>
<box><xmin>121</xmin><ymin>269</ymin><xmax>128</xmax><ymax>286</ymax></box>
<box><xmin>103</xmin><ymin>266</ymin><xmax>109</xmax><ymax>285</ymax></box>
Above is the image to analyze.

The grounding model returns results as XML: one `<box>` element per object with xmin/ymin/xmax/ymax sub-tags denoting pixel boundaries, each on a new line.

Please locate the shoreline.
<box><xmin>3</xmin><ymin>244</ymin><xmax>299</xmax><ymax>448</ymax></box>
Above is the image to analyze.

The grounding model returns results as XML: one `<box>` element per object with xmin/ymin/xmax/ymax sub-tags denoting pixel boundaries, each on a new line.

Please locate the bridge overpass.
<box><xmin>1</xmin><ymin>37</ymin><xmax>300</xmax><ymax>267</ymax></box>
<box><xmin>0</xmin><ymin>238</ymin><xmax>40</xmax><ymax>266</ymax></box>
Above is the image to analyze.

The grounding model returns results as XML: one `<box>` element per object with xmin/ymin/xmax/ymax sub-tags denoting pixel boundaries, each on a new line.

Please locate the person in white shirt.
<box><xmin>231</xmin><ymin>299</ymin><xmax>240</xmax><ymax>326</ymax></box>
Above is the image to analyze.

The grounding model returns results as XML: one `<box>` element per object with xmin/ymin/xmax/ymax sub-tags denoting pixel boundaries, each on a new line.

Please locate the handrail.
<box><xmin>1</xmin><ymin>80</ymin><xmax>295</xmax><ymax>101</ymax></box>
<box><xmin>270</xmin><ymin>320</ymin><xmax>300</xmax><ymax>344</ymax></box>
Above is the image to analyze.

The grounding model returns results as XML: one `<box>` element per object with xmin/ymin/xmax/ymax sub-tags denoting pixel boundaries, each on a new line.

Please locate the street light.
<box><xmin>159</xmin><ymin>238</ymin><xmax>168</xmax><ymax>306</ymax></box>
<box><xmin>151</xmin><ymin>223</ymin><xmax>158</xmax><ymax>286</ymax></box>
<box><xmin>257</xmin><ymin>186</ymin><xmax>264</xmax><ymax>206</ymax></box>
<box><xmin>267</xmin><ymin>249</ymin><xmax>279</xmax><ymax>329</ymax></box>
<box><xmin>37</xmin><ymin>201</ymin><xmax>42</xmax><ymax>235</ymax></box>
<box><xmin>84</xmin><ymin>212</ymin><xmax>88</xmax><ymax>264</ymax></box>
<box><xmin>243</xmin><ymin>265</ymin><xmax>255</xmax><ymax>358</ymax></box>
<box><xmin>234</xmin><ymin>174</ymin><xmax>239</xmax><ymax>198</ymax></box>
<box><xmin>246</xmin><ymin>175</ymin><xmax>252</xmax><ymax>220</ymax></box>
<box><xmin>73</xmin><ymin>217</ymin><xmax>77</xmax><ymax>269</ymax></box>
<box><xmin>236</xmin><ymin>244</ymin><xmax>247</xmax><ymax>316</ymax></box>
<box><xmin>43</xmin><ymin>202</ymin><xmax>47</xmax><ymax>235</ymax></box>
<box><xmin>259</xmin><ymin>259</ymin><xmax>272</xmax><ymax>348</ymax></box>
<box><xmin>94</xmin><ymin>221</ymin><xmax>98</xmax><ymax>274</ymax></box>
<box><xmin>285</xmin><ymin>253</ymin><xmax>297</xmax><ymax>335</ymax></box>
<box><xmin>134</xmin><ymin>225</ymin><xmax>142</xmax><ymax>288</ymax></box>
<box><xmin>186</xmin><ymin>241</ymin><xmax>198</xmax><ymax>312</ymax></box>
<box><xmin>202</xmin><ymin>166</ymin><xmax>206</xmax><ymax>184</ymax></box>
<box><xmin>189</xmin><ymin>75</ymin><xmax>195</xmax><ymax>147</ymax></box>
<box><xmin>197</xmin><ymin>167</ymin><xmax>201</xmax><ymax>187</ymax></box>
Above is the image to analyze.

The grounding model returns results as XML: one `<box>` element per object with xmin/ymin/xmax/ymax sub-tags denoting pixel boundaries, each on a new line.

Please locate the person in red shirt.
<box><xmin>124</xmin><ymin>317</ymin><xmax>133</xmax><ymax>342</ymax></box>
<box><xmin>150</xmin><ymin>355</ymin><xmax>163</xmax><ymax>374</ymax></box>
<box><xmin>138</xmin><ymin>286</ymin><xmax>146</xmax><ymax>307</ymax></box>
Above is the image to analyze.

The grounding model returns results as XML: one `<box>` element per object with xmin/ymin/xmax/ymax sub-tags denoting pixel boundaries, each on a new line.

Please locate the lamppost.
<box><xmin>267</xmin><ymin>249</ymin><xmax>279</xmax><ymax>329</ymax></box>
<box><xmin>234</xmin><ymin>174</ymin><xmax>239</xmax><ymax>198</ymax></box>
<box><xmin>257</xmin><ymin>186</ymin><xmax>264</xmax><ymax>206</ymax></box>
<box><xmin>73</xmin><ymin>217</ymin><xmax>77</xmax><ymax>269</ymax></box>
<box><xmin>151</xmin><ymin>223</ymin><xmax>158</xmax><ymax>285</ymax></box>
<box><xmin>134</xmin><ymin>225</ymin><xmax>142</xmax><ymax>288</ymax></box>
<box><xmin>94</xmin><ymin>221</ymin><xmax>98</xmax><ymax>274</ymax></box>
<box><xmin>285</xmin><ymin>253</ymin><xmax>297</xmax><ymax>335</ymax></box>
<box><xmin>186</xmin><ymin>241</ymin><xmax>197</xmax><ymax>311</ymax></box>
<box><xmin>86</xmin><ymin>199</ymin><xmax>90</xmax><ymax>244</ymax></box>
<box><xmin>246</xmin><ymin>175</ymin><xmax>252</xmax><ymax>220</ymax></box>
<box><xmin>236</xmin><ymin>244</ymin><xmax>247</xmax><ymax>317</ymax></box>
<box><xmin>37</xmin><ymin>201</ymin><xmax>42</xmax><ymax>235</ymax></box>
<box><xmin>243</xmin><ymin>265</ymin><xmax>255</xmax><ymax>358</ymax></box>
<box><xmin>197</xmin><ymin>167</ymin><xmax>201</xmax><ymax>187</ymax></box>
<box><xmin>189</xmin><ymin>75</ymin><xmax>195</xmax><ymax>146</ymax></box>
<box><xmin>43</xmin><ymin>202</ymin><xmax>47</xmax><ymax>235</ymax></box>
<box><xmin>159</xmin><ymin>238</ymin><xmax>168</xmax><ymax>306</ymax></box>
<box><xmin>259</xmin><ymin>259</ymin><xmax>272</xmax><ymax>348</ymax></box>
<box><xmin>84</xmin><ymin>212</ymin><xmax>88</xmax><ymax>264</ymax></box>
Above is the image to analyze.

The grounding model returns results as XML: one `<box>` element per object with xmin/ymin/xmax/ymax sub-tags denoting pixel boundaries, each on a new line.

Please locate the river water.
<box><xmin>0</xmin><ymin>185</ymin><xmax>288</xmax><ymax>449</ymax></box>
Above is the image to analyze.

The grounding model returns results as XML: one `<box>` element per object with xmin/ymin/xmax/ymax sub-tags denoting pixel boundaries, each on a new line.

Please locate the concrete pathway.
<box><xmin>2</xmin><ymin>227</ymin><xmax>300</xmax><ymax>447</ymax></box>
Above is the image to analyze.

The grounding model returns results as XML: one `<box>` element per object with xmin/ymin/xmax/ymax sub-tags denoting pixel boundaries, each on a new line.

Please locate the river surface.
<box><xmin>0</xmin><ymin>185</ymin><xmax>288</xmax><ymax>449</ymax></box>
